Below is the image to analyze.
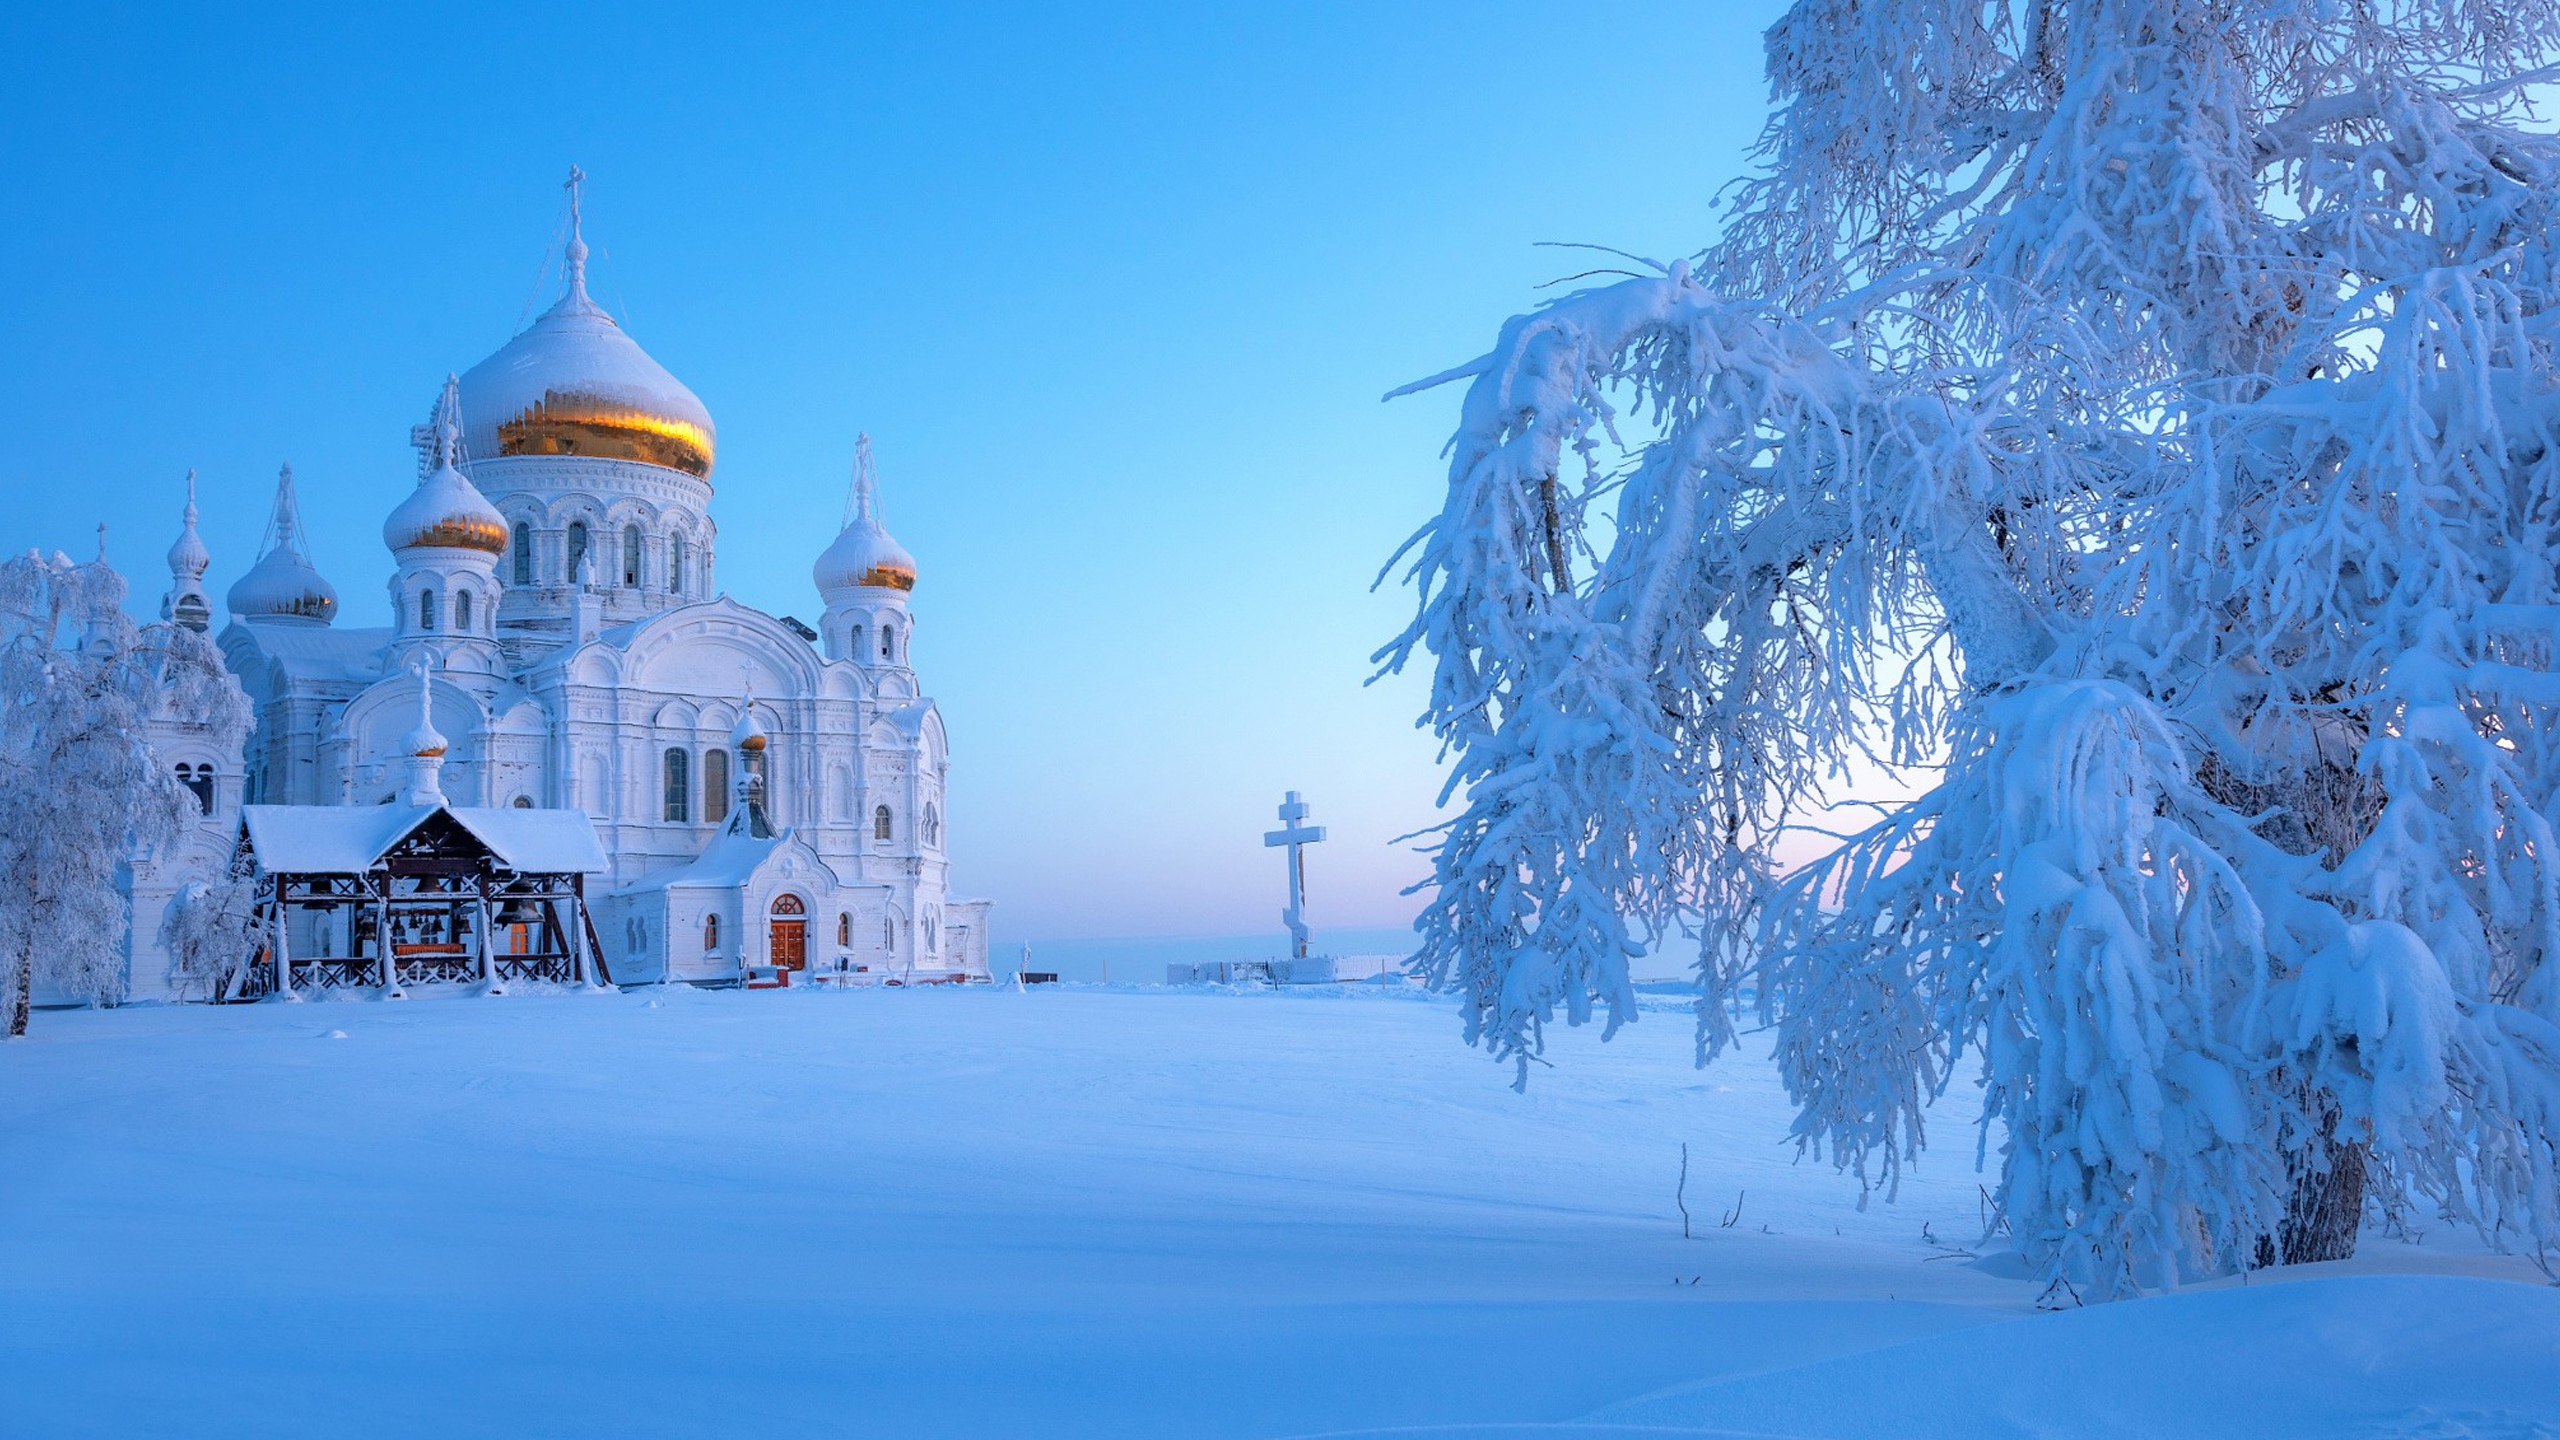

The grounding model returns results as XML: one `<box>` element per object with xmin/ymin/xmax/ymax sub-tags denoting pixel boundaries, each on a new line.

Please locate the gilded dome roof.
<box><xmin>386</xmin><ymin>377</ymin><xmax>509</xmax><ymax>554</ymax></box>
<box><xmin>455</xmin><ymin>225</ymin><xmax>714</xmax><ymax>481</ymax></box>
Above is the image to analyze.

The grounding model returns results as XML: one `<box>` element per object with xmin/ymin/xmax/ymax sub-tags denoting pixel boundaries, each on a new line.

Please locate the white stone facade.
<box><xmin>117</xmin><ymin>195</ymin><xmax>990</xmax><ymax>997</ymax></box>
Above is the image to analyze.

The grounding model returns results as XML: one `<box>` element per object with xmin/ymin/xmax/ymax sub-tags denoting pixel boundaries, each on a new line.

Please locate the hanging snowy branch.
<box><xmin>1384</xmin><ymin>0</ymin><xmax>2560</xmax><ymax>1292</ymax></box>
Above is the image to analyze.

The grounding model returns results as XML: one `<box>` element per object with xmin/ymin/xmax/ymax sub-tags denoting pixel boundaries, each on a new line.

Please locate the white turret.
<box><xmin>162</xmin><ymin>471</ymin><xmax>213</xmax><ymax>632</ymax></box>
<box><xmin>813</xmin><ymin>434</ymin><xmax>917</xmax><ymax>669</ymax></box>
<box><xmin>726</xmin><ymin>691</ymin><xmax>775</xmax><ymax>838</ymax></box>
<box><xmin>226</xmin><ymin>464</ymin><xmax>338</xmax><ymax>626</ymax></box>
<box><xmin>397</xmin><ymin>660</ymin><xmax>449</xmax><ymax>808</ymax></box>
<box><xmin>385</xmin><ymin>376</ymin><xmax>506</xmax><ymax>672</ymax></box>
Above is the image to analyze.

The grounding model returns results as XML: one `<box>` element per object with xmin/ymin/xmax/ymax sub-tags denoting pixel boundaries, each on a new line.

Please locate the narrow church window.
<box><xmin>663</xmin><ymin>748</ymin><xmax>690</xmax><ymax>822</ymax></box>
<box><xmin>175</xmin><ymin>763</ymin><xmax>212</xmax><ymax>814</ymax></box>
<box><xmin>419</xmin><ymin>589</ymin><xmax>438</xmax><ymax>631</ymax></box>
<box><xmin>704</xmin><ymin>749</ymin><xmax>730</xmax><ymax>822</ymax></box>
<box><xmin>511</xmin><ymin>523</ymin><xmax>532</xmax><ymax>585</ymax></box>
<box><xmin>849</xmin><ymin>624</ymin><xmax>865</xmax><ymax>659</ymax></box>
<box><xmin>880</xmin><ymin>625</ymin><xmax>895</xmax><ymax>661</ymax></box>
<box><xmin>567</xmin><ymin>522</ymin><xmax>590</xmax><ymax>583</ymax></box>
<box><xmin>622</xmin><ymin>525</ymin><xmax>642</xmax><ymax>588</ymax></box>
<box><xmin>836</xmin><ymin>912</ymin><xmax>850</xmax><ymax>946</ymax></box>
<box><xmin>455</xmin><ymin>589</ymin><xmax>474</xmax><ymax>631</ymax></box>
<box><xmin>883</xmin><ymin>916</ymin><xmax>895</xmax><ymax>951</ymax></box>
<box><xmin>874</xmin><ymin>804</ymin><xmax>893</xmax><ymax>842</ymax></box>
<box><xmin>704</xmin><ymin>913</ymin><xmax>720</xmax><ymax>952</ymax></box>
<box><xmin>670</xmin><ymin>534</ymin><xmax>688</xmax><ymax>595</ymax></box>
<box><xmin>923</xmin><ymin>802</ymin><xmax>940</xmax><ymax>848</ymax></box>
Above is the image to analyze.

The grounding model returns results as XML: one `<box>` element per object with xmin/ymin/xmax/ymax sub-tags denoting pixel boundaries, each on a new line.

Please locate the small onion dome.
<box><xmin>227</xmin><ymin>544</ymin><xmax>338</xmax><ymax>625</ymax></box>
<box><xmin>383</xmin><ymin>460</ymin><xmax>508</xmax><ymax>554</ymax></box>
<box><xmin>812</xmin><ymin>516</ymin><xmax>916</xmax><ymax>595</ymax></box>
<box><xmin>730</xmin><ymin>707</ymin><xmax>768</xmax><ymax>753</ymax></box>
<box><xmin>403</xmin><ymin>714</ymin><xmax>449</xmax><ymax>759</ymax></box>
<box><xmin>457</xmin><ymin>267</ymin><xmax>716</xmax><ymax>481</ymax></box>
<box><xmin>167</xmin><ymin>485</ymin><xmax>211</xmax><ymax>583</ymax></box>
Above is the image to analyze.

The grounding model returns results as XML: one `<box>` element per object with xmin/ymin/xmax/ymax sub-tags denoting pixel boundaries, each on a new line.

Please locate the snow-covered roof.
<box><xmin>631</xmin><ymin>819</ymin><xmax>776</xmax><ymax>891</ymax></box>
<box><xmin>227</xmin><ymin>625</ymin><xmax>392</xmax><ymax>683</ymax></box>
<box><xmin>240</xmin><ymin>804</ymin><xmax>608</xmax><ymax>875</ymax></box>
<box><xmin>877</xmin><ymin>698</ymin><xmax>931</xmax><ymax>739</ymax></box>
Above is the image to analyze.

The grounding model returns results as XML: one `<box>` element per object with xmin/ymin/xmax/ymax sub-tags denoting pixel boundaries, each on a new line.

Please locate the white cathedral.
<box><xmin>119</xmin><ymin>181</ymin><xmax>992</xmax><ymax>997</ymax></box>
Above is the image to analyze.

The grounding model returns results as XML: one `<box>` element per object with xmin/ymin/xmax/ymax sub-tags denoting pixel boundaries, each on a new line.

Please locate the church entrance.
<box><xmin>768</xmin><ymin>894</ymin><xmax>807</xmax><ymax>973</ymax></box>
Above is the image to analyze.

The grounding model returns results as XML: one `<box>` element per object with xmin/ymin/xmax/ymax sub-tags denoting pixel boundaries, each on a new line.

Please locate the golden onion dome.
<box><xmin>730</xmin><ymin>707</ymin><xmax>769</xmax><ymax>753</ymax></box>
<box><xmin>455</xmin><ymin>229</ymin><xmax>715</xmax><ymax>481</ymax></box>
<box><xmin>813</xmin><ymin>520</ymin><xmax>916</xmax><ymax>594</ymax></box>
<box><xmin>404</xmin><ymin>722</ymin><xmax>449</xmax><ymax>760</ymax></box>
<box><xmin>384</xmin><ymin>460</ymin><xmax>508</xmax><ymax>555</ymax></box>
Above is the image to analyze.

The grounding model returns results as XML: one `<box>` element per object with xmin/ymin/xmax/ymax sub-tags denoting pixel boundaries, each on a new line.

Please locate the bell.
<box><xmin>492</xmin><ymin>895</ymin><xmax>544</xmax><ymax>928</ymax></box>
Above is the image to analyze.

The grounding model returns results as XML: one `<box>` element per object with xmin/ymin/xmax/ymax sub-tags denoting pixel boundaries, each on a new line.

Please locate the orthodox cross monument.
<box><xmin>1263</xmin><ymin>791</ymin><xmax>1326</xmax><ymax>962</ymax></box>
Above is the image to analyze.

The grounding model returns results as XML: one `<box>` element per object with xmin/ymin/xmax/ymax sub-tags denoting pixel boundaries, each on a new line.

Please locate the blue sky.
<box><xmin>0</xmin><ymin>1</ymin><xmax>1782</xmax><ymax>944</ymax></box>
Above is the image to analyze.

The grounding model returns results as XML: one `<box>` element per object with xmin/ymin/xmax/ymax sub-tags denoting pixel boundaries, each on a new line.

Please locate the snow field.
<box><xmin>1</xmin><ymin>983</ymin><xmax>2551</xmax><ymax>1438</ymax></box>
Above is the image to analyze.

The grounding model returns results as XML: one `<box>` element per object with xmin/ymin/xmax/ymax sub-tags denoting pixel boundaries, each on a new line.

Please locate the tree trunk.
<box><xmin>6</xmin><ymin>939</ymin><xmax>29</xmax><ymax>1038</ymax></box>
<box><xmin>2257</xmin><ymin>1096</ymin><xmax>2366</xmax><ymax>1267</ymax></box>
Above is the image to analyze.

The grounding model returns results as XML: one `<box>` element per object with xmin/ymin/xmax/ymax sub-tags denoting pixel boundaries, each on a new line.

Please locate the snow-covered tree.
<box><xmin>1383</xmin><ymin>0</ymin><xmax>2560</xmax><ymax>1291</ymax></box>
<box><xmin>161</xmin><ymin>876</ymin><xmax>259</xmax><ymax>1003</ymax></box>
<box><xmin>0</xmin><ymin>547</ymin><xmax>247</xmax><ymax>1035</ymax></box>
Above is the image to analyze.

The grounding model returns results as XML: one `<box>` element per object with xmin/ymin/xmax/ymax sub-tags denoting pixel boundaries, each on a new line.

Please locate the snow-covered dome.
<box><xmin>227</xmin><ymin>547</ymin><xmax>338</xmax><ymax>625</ymax></box>
<box><xmin>455</xmin><ymin>225</ymin><xmax>714</xmax><ymax>481</ymax></box>
<box><xmin>730</xmin><ymin>705</ymin><xmax>768</xmax><ymax>754</ymax></box>
<box><xmin>813</xmin><ymin>436</ymin><xmax>916</xmax><ymax>595</ymax></box>
<box><xmin>403</xmin><ymin>710</ymin><xmax>448</xmax><ymax>760</ymax></box>
<box><xmin>387</xmin><ymin>377</ymin><xmax>509</xmax><ymax>554</ymax></box>
<box><xmin>228</xmin><ymin>464</ymin><xmax>337</xmax><ymax>626</ymax></box>
<box><xmin>813</xmin><ymin>517</ymin><xmax>916</xmax><ymax>595</ymax></box>
<box><xmin>167</xmin><ymin>474</ymin><xmax>211</xmax><ymax>582</ymax></box>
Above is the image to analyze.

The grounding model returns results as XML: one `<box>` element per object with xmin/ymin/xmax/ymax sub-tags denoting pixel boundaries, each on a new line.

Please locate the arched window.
<box><xmin>663</xmin><ymin>748</ymin><xmax>690</xmax><ymax>822</ymax></box>
<box><xmin>874</xmin><ymin>804</ymin><xmax>893</xmax><ymax>842</ymax></box>
<box><xmin>566</xmin><ymin>522</ymin><xmax>590</xmax><ymax>583</ymax></box>
<box><xmin>924</xmin><ymin>912</ymin><xmax>938</xmax><ymax>954</ymax></box>
<box><xmin>174</xmin><ymin>763</ymin><xmax>212</xmax><ymax>814</ymax></box>
<box><xmin>455</xmin><ymin>589</ymin><xmax>474</xmax><ymax>631</ymax></box>
<box><xmin>771</xmin><ymin>893</ymin><xmax>805</xmax><ymax>917</ymax></box>
<box><xmin>511</xmin><ymin>523</ymin><xmax>532</xmax><ymax>585</ymax></box>
<box><xmin>849</xmin><ymin>624</ymin><xmax>865</xmax><ymax>660</ymax></box>
<box><xmin>704</xmin><ymin>748</ymin><xmax>730</xmax><ymax>822</ymax></box>
<box><xmin>622</xmin><ymin>525</ymin><xmax>642</xmax><ymax>588</ymax></box>
<box><xmin>880</xmin><ymin>625</ymin><xmax>895</xmax><ymax>661</ymax></box>
<box><xmin>418</xmin><ymin>589</ymin><xmax>438</xmax><ymax>631</ymax></box>
<box><xmin>510</xmin><ymin>795</ymin><xmax>533</xmax><ymax>809</ymax></box>
<box><xmin>923</xmin><ymin>802</ymin><xmax>940</xmax><ymax>848</ymax></box>
<box><xmin>670</xmin><ymin>534</ymin><xmax>688</xmax><ymax>596</ymax></box>
<box><xmin>836</xmin><ymin>912</ymin><xmax>850</xmax><ymax>945</ymax></box>
<box><xmin>704</xmin><ymin>913</ymin><xmax>721</xmax><ymax>952</ymax></box>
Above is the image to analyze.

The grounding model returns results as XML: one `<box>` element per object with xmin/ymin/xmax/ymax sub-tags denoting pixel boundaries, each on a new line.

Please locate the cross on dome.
<box><xmin>563</xmin><ymin>164</ymin><xmax>588</xmax><ymax>297</ymax></box>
